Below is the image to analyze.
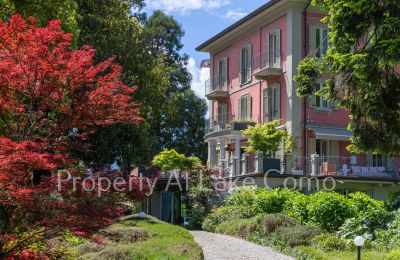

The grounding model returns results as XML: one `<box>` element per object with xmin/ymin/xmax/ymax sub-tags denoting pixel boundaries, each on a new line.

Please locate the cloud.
<box><xmin>186</xmin><ymin>57</ymin><xmax>210</xmax><ymax>99</ymax></box>
<box><xmin>147</xmin><ymin>0</ymin><xmax>230</xmax><ymax>14</ymax></box>
<box><xmin>221</xmin><ymin>9</ymin><xmax>248</xmax><ymax>20</ymax></box>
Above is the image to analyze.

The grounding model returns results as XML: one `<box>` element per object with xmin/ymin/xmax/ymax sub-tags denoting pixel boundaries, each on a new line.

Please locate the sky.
<box><xmin>144</xmin><ymin>0</ymin><xmax>268</xmax><ymax>98</ymax></box>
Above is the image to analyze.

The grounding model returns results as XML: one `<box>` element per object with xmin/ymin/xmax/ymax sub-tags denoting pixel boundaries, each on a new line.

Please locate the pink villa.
<box><xmin>196</xmin><ymin>0</ymin><xmax>400</xmax><ymax>200</ymax></box>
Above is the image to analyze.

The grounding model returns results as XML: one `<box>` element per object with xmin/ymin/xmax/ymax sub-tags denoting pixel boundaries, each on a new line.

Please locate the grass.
<box><xmin>293</xmin><ymin>246</ymin><xmax>394</xmax><ymax>260</ymax></box>
<box><xmin>58</xmin><ymin>215</ymin><xmax>203</xmax><ymax>260</ymax></box>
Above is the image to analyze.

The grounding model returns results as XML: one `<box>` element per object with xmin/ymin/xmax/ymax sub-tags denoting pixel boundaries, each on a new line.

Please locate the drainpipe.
<box><xmin>259</xmin><ymin>27</ymin><xmax>263</xmax><ymax>124</ymax></box>
<box><xmin>303</xmin><ymin>0</ymin><xmax>311</xmax><ymax>172</ymax></box>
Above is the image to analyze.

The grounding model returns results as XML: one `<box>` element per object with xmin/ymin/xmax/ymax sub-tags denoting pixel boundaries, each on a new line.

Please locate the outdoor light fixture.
<box><xmin>354</xmin><ymin>236</ymin><xmax>365</xmax><ymax>260</ymax></box>
<box><xmin>139</xmin><ymin>212</ymin><xmax>146</xmax><ymax>219</ymax></box>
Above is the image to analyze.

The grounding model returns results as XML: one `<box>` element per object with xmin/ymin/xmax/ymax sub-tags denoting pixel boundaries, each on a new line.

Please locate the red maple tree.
<box><xmin>0</xmin><ymin>14</ymin><xmax>146</xmax><ymax>258</ymax></box>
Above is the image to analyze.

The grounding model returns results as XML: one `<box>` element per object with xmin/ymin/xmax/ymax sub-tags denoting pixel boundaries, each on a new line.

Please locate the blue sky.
<box><xmin>145</xmin><ymin>0</ymin><xmax>267</xmax><ymax>97</ymax></box>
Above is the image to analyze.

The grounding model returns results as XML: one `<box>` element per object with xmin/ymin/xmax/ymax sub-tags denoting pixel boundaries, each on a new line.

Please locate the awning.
<box><xmin>308</xmin><ymin>125</ymin><xmax>353</xmax><ymax>141</ymax></box>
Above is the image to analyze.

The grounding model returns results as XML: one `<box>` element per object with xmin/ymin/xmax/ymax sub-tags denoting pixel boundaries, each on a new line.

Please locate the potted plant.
<box><xmin>242</xmin><ymin>120</ymin><xmax>286</xmax><ymax>172</ymax></box>
<box><xmin>231</xmin><ymin>118</ymin><xmax>256</xmax><ymax>131</ymax></box>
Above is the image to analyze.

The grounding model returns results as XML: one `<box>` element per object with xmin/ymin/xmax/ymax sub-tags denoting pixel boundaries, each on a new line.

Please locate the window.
<box><xmin>217</xmin><ymin>103</ymin><xmax>228</xmax><ymax>128</ymax></box>
<box><xmin>239</xmin><ymin>44</ymin><xmax>252</xmax><ymax>85</ymax></box>
<box><xmin>265</xmin><ymin>29</ymin><xmax>281</xmax><ymax>68</ymax></box>
<box><xmin>372</xmin><ymin>154</ymin><xmax>386</xmax><ymax>167</ymax></box>
<box><xmin>310</xmin><ymin>26</ymin><xmax>330</xmax><ymax>57</ymax></box>
<box><xmin>311</xmin><ymin>82</ymin><xmax>332</xmax><ymax>110</ymax></box>
<box><xmin>216</xmin><ymin>57</ymin><xmax>228</xmax><ymax>90</ymax></box>
<box><xmin>316</xmin><ymin>139</ymin><xmax>329</xmax><ymax>157</ymax></box>
<box><xmin>238</xmin><ymin>95</ymin><xmax>252</xmax><ymax>119</ymax></box>
<box><xmin>263</xmin><ymin>84</ymin><xmax>280</xmax><ymax>122</ymax></box>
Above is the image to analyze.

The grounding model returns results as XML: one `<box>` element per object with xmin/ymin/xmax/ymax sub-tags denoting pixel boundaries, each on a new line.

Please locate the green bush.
<box><xmin>338</xmin><ymin>208</ymin><xmax>392</xmax><ymax>239</ymax></box>
<box><xmin>388</xmin><ymin>249</ymin><xmax>400</xmax><ymax>260</ymax></box>
<box><xmin>307</xmin><ymin>191</ymin><xmax>355</xmax><ymax>232</ymax></box>
<box><xmin>283</xmin><ymin>193</ymin><xmax>309</xmax><ymax>223</ymax></box>
<box><xmin>215</xmin><ymin>218</ymin><xmax>258</xmax><ymax>239</ymax></box>
<box><xmin>312</xmin><ymin>233</ymin><xmax>347</xmax><ymax>251</ymax></box>
<box><xmin>254</xmin><ymin>188</ymin><xmax>299</xmax><ymax>214</ymax></box>
<box><xmin>348</xmin><ymin>192</ymin><xmax>384</xmax><ymax>216</ymax></box>
<box><xmin>260</xmin><ymin>213</ymin><xmax>298</xmax><ymax>236</ymax></box>
<box><xmin>375</xmin><ymin>210</ymin><xmax>400</xmax><ymax>251</ymax></box>
<box><xmin>273</xmin><ymin>225</ymin><xmax>323</xmax><ymax>247</ymax></box>
<box><xmin>100</xmin><ymin>226</ymin><xmax>149</xmax><ymax>243</ymax></box>
<box><xmin>202</xmin><ymin>205</ymin><xmax>255</xmax><ymax>232</ymax></box>
<box><xmin>224</xmin><ymin>186</ymin><xmax>257</xmax><ymax>208</ymax></box>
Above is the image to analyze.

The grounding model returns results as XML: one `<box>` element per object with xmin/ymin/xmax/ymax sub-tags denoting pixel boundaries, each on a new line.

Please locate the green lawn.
<box><xmin>59</xmin><ymin>216</ymin><xmax>203</xmax><ymax>260</ymax></box>
<box><xmin>293</xmin><ymin>246</ymin><xmax>395</xmax><ymax>260</ymax></box>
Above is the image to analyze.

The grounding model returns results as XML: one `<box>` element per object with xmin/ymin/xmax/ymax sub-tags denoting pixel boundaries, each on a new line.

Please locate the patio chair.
<box><xmin>361</xmin><ymin>167</ymin><xmax>370</xmax><ymax>176</ymax></box>
<box><xmin>351</xmin><ymin>166</ymin><xmax>362</xmax><ymax>176</ymax></box>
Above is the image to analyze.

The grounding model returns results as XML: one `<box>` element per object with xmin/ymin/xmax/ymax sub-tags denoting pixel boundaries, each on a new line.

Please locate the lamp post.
<box><xmin>354</xmin><ymin>236</ymin><xmax>365</xmax><ymax>260</ymax></box>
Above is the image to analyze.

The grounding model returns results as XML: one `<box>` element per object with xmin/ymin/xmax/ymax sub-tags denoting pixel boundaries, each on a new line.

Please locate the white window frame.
<box><xmin>310</xmin><ymin>25</ymin><xmax>330</xmax><ymax>57</ymax></box>
<box><xmin>239</xmin><ymin>44</ymin><xmax>252</xmax><ymax>85</ymax></box>
<box><xmin>311</xmin><ymin>81</ymin><xmax>332</xmax><ymax>111</ymax></box>
<box><xmin>238</xmin><ymin>94</ymin><xmax>252</xmax><ymax>120</ymax></box>
<box><xmin>265</xmin><ymin>29</ymin><xmax>281</xmax><ymax>68</ymax></box>
<box><xmin>216</xmin><ymin>57</ymin><xmax>228</xmax><ymax>90</ymax></box>
<box><xmin>263</xmin><ymin>83</ymin><xmax>281</xmax><ymax>122</ymax></box>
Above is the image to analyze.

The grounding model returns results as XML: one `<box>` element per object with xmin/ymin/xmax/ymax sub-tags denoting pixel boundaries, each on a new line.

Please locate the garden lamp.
<box><xmin>354</xmin><ymin>236</ymin><xmax>365</xmax><ymax>260</ymax></box>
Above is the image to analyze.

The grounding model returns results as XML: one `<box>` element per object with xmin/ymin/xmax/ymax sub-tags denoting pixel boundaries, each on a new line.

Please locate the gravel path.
<box><xmin>190</xmin><ymin>231</ymin><xmax>294</xmax><ymax>260</ymax></box>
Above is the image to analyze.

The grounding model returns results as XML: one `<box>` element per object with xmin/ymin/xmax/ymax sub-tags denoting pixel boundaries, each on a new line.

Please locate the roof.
<box><xmin>196</xmin><ymin>0</ymin><xmax>282</xmax><ymax>51</ymax></box>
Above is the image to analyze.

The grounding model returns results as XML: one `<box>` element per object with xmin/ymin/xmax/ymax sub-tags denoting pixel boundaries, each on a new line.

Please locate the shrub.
<box><xmin>348</xmin><ymin>192</ymin><xmax>384</xmax><ymax>216</ymax></box>
<box><xmin>338</xmin><ymin>208</ymin><xmax>392</xmax><ymax>239</ymax></box>
<box><xmin>375</xmin><ymin>210</ymin><xmax>400</xmax><ymax>251</ymax></box>
<box><xmin>283</xmin><ymin>193</ymin><xmax>309</xmax><ymax>223</ymax></box>
<box><xmin>215</xmin><ymin>218</ymin><xmax>258</xmax><ymax>239</ymax></box>
<box><xmin>307</xmin><ymin>191</ymin><xmax>355</xmax><ymax>231</ymax></box>
<box><xmin>254</xmin><ymin>188</ymin><xmax>299</xmax><ymax>214</ymax></box>
<box><xmin>224</xmin><ymin>186</ymin><xmax>257</xmax><ymax>208</ymax></box>
<box><xmin>202</xmin><ymin>205</ymin><xmax>254</xmax><ymax>232</ymax></box>
<box><xmin>312</xmin><ymin>233</ymin><xmax>347</xmax><ymax>251</ymax></box>
<box><xmin>273</xmin><ymin>225</ymin><xmax>323</xmax><ymax>247</ymax></box>
<box><xmin>100</xmin><ymin>226</ymin><xmax>149</xmax><ymax>243</ymax></box>
<box><xmin>260</xmin><ymin>213</ymin><xmax>298</xmax><ymax>236</ymax></box>
<box><xmin>388</xmin><ymin>249</ymin><xmax>400</xmax><ymax>260</ymax></box>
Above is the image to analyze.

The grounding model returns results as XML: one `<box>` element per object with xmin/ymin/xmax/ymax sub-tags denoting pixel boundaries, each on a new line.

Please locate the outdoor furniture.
<box><xmin>351</xmin><ymin>166</ymin><xmax>362</xmax><ymax>176</ymax></box>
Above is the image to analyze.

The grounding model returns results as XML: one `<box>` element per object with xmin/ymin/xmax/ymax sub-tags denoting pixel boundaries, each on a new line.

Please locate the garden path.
<box><xmin>190</xmin><ymin>231</ymin><xmax>294</xmax><ymax>260</ymax></box>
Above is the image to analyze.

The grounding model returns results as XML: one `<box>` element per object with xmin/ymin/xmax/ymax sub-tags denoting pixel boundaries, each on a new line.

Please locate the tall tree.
<box><xmin>0</xmin><ymin>15</ymin><xmax>144</xmax><ymax>257</ymax></box>
<box><xmin>295</xmin><ymin>0</ymin><xmax>400</xmax><ymax>155</ymax></box>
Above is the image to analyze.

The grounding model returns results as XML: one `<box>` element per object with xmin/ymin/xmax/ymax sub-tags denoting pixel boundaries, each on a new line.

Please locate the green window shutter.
<box><xmin>221</xmin><ymin>58</ymin><xmax>227</xmax><ymax>88</ymax></box>
<box><xmin>263</xmin><ymin>89</ymin><xmax>268</xmax><ymax>122</ymax></box>
<box><xmin>246</xmin><ymin>45</ymin><xmax>252</xmax><ymax>82</ymax></box>
<box><xmin>268</xmin><ymin>87</ymin><xmax>273</xmax><ymax>121</ymax></box>
<box><xmin>238</xmin><ymin>98</ymin><xmax>242</xmax><ymax>119</ymax></box>
<box><xmin>275</xmin><ymin>29</ymin><xmax>281</xmax><ymax>68</ymax></box>
<box><xmin>265</xmin><ymin>34</ymin><xmax>270</xmax><ymax>68</ymax></box>
<box><xmin>309</xmin><ymin>25</ymin><xmax>317</xmax><ymax>56</ymax></box>
<box><xmin>274</xmin><ymin>84</ymin><xmax>281</xmax><ymax>119</ymax></box>
<box><xmin>224</xmin><ymin>57</ymin><xmax>229</xmax><ymax>88</ymax></box>
<box><xmin>216</xmin><ymin>59</ymin><xmax>220</xmax><ymax>90</ymax></box>
<box><xmin>247</xmin><ymin>95</ymin><xmax>252</xmax><ymax>119</ymax></box>
<box><xmin>239</xmin><ymin>49</ymin><xmax>243</xmax><ymax>84</ymax></box>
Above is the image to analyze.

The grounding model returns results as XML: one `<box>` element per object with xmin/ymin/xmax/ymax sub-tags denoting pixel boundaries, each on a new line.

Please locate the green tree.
<box><xmin>295</xmin><ymin>0</ymin><xmax>400</xmax><ymax>155</ymax></box>
<box><xmin>242</xmin><ymin>120</ymin><xmax>287</xmax><ymax>158</ymax></box>
<box><xmin>161</xmin><ymin>89</ymin><xmax>207</xmax><ymax>160</ymax></box>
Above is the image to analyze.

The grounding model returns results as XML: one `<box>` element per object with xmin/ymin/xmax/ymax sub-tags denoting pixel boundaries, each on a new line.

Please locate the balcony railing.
<box><xmin>204</xmin><ymin>114</ymin><xmax>259</xmax><ymax>135</ymax></box>
<box><xmin>205</xmin><ymin>76</ymin><xmax>229</xmax><ymax>100</ymax></box>
<box><xmin>286</xmin><ymin>155</ymin><xmax>399</xmax><ymax>178</ymax></box>
<box><xmin>252</xmin><ymin>52</ymin><xmax>282</xmax><ymax>80</ymax></box>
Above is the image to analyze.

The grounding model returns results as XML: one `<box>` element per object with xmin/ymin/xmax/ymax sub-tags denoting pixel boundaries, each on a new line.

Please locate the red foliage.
<box><xmin>0</xmin><ymin>15</ymin><xmax>146</xmax><ymax>258</ymax></box>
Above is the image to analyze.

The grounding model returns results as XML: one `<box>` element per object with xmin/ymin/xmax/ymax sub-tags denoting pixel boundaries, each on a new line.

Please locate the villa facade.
<box><xmin>196</xmin><ymin>0</ymin><xmax>400</xmax><ymax>200</ymax></box>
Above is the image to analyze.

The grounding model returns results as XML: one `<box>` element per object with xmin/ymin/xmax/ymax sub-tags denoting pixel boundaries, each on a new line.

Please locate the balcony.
<box><xmin>252</xmin><ymin>53</ymin><xmax>282</xmax><ymax>80</ymax></box>
<box><xmin>204</xmin><ymin>114</ymin><xmax>258</xmax><ymax>140</ymax></box>
<box><xmin>205</xmin><ymin>77</ymin><xmax>229</xmax><ymax>100</ymax></box>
